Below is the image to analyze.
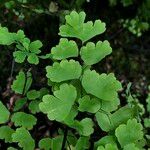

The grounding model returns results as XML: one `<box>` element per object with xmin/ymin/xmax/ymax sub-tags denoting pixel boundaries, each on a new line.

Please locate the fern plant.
<box><xmin>0</xmin><ymin>11</ymin><xmax>146</xmax><ymax>150</ymax></box>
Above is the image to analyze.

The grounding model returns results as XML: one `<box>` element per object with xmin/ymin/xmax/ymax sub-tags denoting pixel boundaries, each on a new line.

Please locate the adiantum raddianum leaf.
<box><xmin>27</xmin><ymin>40</ymin><xmax>43</xmax><ymax>64</ymax></box>
<box><xmin>39</xmin><ymin>83</ymin><xmax>77</xmax><ymax>122</ymax></box>
<box><xmin>63</xmin><ymin>106</ymin><xmax>78</xmax><ymax>125</ymax></box>
<box><xmin>11</xmin><ymin>71</ymin><xmax>32</xmax><ymax>95</ymax></box>
<box><xmin>75</xmin><ymin>137</ymin><xmax>90</xmax><ymax>150</ymax></box>
<box><xmin>29</xmin><ymin>100</ymin><xmax>41</xmax><ymax>114</ymax></box>
<box><xmin>0</xmin><ymin>101</ymin><xmax>10</xmax><ymax>124</ymax></box>
<box><xmin>50</xmin><ymin>136</ymin><xmax>63</xmax><ymax>150</ymax></box>
<box><xmin>99</xmin><ymin>97</ymin><xmax>120</xmax><ymax>113</ymax></box>
<box><xmin>51</xmin><ymin>38</ymin><xmax>78</xmax><ymax>60</ymax></box>
<box><xmin>97</xmin><ymin>144</ymin><xmax>118</xmax><ymax>150</ymax></box>
<box><xmin>59</xmin><ymin>11</ymin><xmax>106</xmax><ymax>43</ymax></box>
<box><xmin>79</xmin><ymin>90</ymin><xmax>120</xmax><ymax>113</ymax></box>
<box><xmin>80</xmin><ymin>41</ymin><xmax>112</xmax><ymax>65</ymax></box>
<box><xmin>115</xmin><ymin>119</ymin><xmax>144</xmax><ymax>148</ymax></box>
<box><xmin>15</xmin><ymin>30</ymin><xmax>25</xmax><ymax>41</ymax></box>
<box><xmin>27</xmin><ymin>89</ymin><xmax>40</xmax><ymax>100</ymax></box>
<box><xmin>38</xmin><ymin>136</ymin><xmax>65</xmax><ymax>150</ymax></box>
<box><xmin>12</xmin><ymin>127</ymin><xmax>35</xmax><ymax>150</ymax></box>
<box><xmin>123</xmin><ymin>143</ymin><xmax>140</xmax><ymax>150</ymax></box>
<box><xmin>15</xmin><ymin>39</ymin><xmax>42</xmax><ymax>64</ymax></box>
<box><xmin>11</xmin><ymin>112</ymin><xmax>37</xmax><ymax>130</ymax></box>
<box><xmin>78</xmin><ymin>95</ymin><xmax>100</xmax><ymax>113</ymax></box>
<box><xmin>0</xmin><ymin>26</ymin><xmax>16</xmax><ymax>45</ymax></box>
<box><xmin>46</xmin><ymin>60</ymin><xmax>82</xmax><ymax>82</ymax></box>
<box><xmin>82</xmin><ymin>70</ymin><xmax>122</xmax><ymax>101</ymax></box>
<box><xmin>94</xmin><ymin>135</ymin><xmax>117</xmax><ymax>149</ymax></box>
<box><xmin>72</xmin><ymin>118</ymin><xmax>94</xmax><ymax>136</ymax></box>
<box><xmin>28</xmin><ymin>88</ymin><xmax>49</xmax><ymax>114</ymax></box>
<box><xmin>0</xmin><ymin>126</ymin><xmax>14</xmax><ymax>143</ymax></box>
<box><xmin>38</xmin><ymin>138</ymin><xmax>51</xmax><ymax>150</ymax></box>
<box><xmin>95</xmin><ymin>106</ymin><xmax>137</xmax><ymax>132</ymax></box>
<box><xmin>13</xmin><ymin>38</ymin><xmax>43</xmax><ymax>65</ymax></box>
<box><xmin>13</xmin><ymin>37</ymin><xmax>30</xmax><ymax>63</ymax></box>
<box><xmin>14</xmin><ymin>98</ymin><xmax>27</xmax><ymax>111</ymax></box>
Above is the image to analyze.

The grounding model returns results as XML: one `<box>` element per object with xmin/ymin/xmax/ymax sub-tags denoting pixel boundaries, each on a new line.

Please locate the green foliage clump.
<box><xmin>121</xmin><ymin>18</ymin><xmax>149</xmax><ymax>37</ymax></box>
<box><xmin>0</xmin><ymin>11</ymin><xmax>147</xmax><ymax>150</ymax></box>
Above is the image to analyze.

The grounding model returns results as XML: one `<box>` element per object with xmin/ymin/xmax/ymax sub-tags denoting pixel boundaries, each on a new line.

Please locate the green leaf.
<box><xmin>123</xmin><ymin>143</ymin><xmax>139</xmax><ymax>150</ymax></box>
<box><xmin>75</xmin><ymin>137</ymin><xmax>90</xmax><ymax>150</ymax></box>
<box><xmin>11</xmin><ymin>112</ymin><xmax>37</xmax><ymax>130</ymax></box>
<box><xmin>11</xmin><ymin>71</ymin><xmax>25</xmax><ymax>94</ymax></box>
<box><xmin>134</xmin><ymin>139</ymin><xmax>146</xmax><ymax>149</ymax></box>
<box><xmin>115</xmin><ymin>119</ymin><xmax>144</xmax><ymax>148</ymax></box>
<box><xmin>110</xmin><ymin>106</ymin><xmax>137</xmax><ymax>130</ymax></box>
<box><xmin>12</xmin><ymin>127</ymin><xmax>35</xmax><ymax>150</ymax></box>
<box><xmin>97</xmin><ymin>144</ymin><xmax>118</xmax><ymax>150</ymax></box>
<box><xmin>27</xmin><ymin>53</ymin><xmax>39</xmax><ymax>65</ymax></box>
<box><xmin>78</xmin><ymin>95</ymin><xmax>100</xmax><ymax>113</ymax></box>
<box><xmin>66</xmin><ymin>131</ymin><xmax>78</xmax><ymax>148</ymax></box>
<box><xmin>38</xmin><ymin>136</ymin><xmax>67</xmax><ymax>150</ymax></box>
<box><xmin>16</xmin><ymin>30</ymin><xmax>25</xmax><ymax>41</ymax></box>
<box><xmin>39</xmin><ymin>84</ymin><xmax>77</xmax><ymax>121</ymax></box>
<box><xmin>11</xmin><ymin>71</ymin><xmax>32</xmax><ymax>95</ymax></box>
<box><xmin>63</xmin><ymin>106</ymin><xmax>78</xmax><ymax>125</ymax></box>
<box><xmin>73</xmin><ymin>118</ymin><xmax>94</xmax><ymax>136</ymax></box>
<box><xmin>95</xmin><ymin>136</ymin><xmax>117</xmax><ymax>149</ymax></box>
<box><xmin>80</xmin><ymin>41</ymin><xmax>112</xmax><ymax>65</ymax></box>
<box><xmin>39</xmin><ymin>53</ymin><xmax>52</xmax><ymax>59</ymax></box>
<box><xmin>99</xmin><ymin>97</ymin><xmax>120</xmax><ymax>112</ymax></box>
<box><xmin>82</xmin><ymin>70</ymin><xmax>122</xmax><ymax>101</ymax></box>
<box><xmin>51</xmin><ymin>38</ymin><xmax>78</xmax><ymax>60</ymax></box>
<box><xmin>39</xmin><ymin>88</ymin><xmax>49</xmax><ymax>98</ymax></box>
<box><xmin>22</xmin><ymin>37</ymin><xmax>30</xmax><ymax>50</ymax></box>
<box><xmin>70</xmin><ymin>79</ymin><xmax>82</xmax><ymax>99</ymax></box>
<box><xmin>95</xmin><ymin>106</ymin><xmax>137</xmax><ymax>132</ymax></box>
<box><xmin>59</xmin><ymin>11</ymin><xmax>106</xmax><ymax>43</ymax></box>
<box><xmin>29</xmin><ymin>40</ymin><xmax>42</xmax><ymax>54</ymax></box>
<box><xmin>27</xmin><ymin>90</ymin><xmax>40</xmax><ymax>100</ymax></box>
<box><xmin>46</xmin><ymin>60</ymin><xmax>82</xmax><ymax>82</ymax></box>
<box><xmin>13</xmin><ymin>51</ymin><xmax>26</xmax><ymax>63</ymax></box>
<box><xmin>14</xmin><ymin>98</ymin><xmax>27</xmax><ymax>111</ymax></box>
<box><xmin>29</xmin><ymin>100</ymin><xmax>40</xmax><ymax>114</ymax></box>
<box><xmin>0</xmin><ymin>126</ymin><xmax>14</xmax><ymax>143</ymax></box>
<box><xmin>51</xmin><ymin>136</ymin><xmax>63</xmax><ymax>150</ymax></box>
<box><xmin>39</xmin><ymin>138</ymin><xmax>51</xmax><ymax>150</ymax></box>
<box><xmin>16</xmin><ymin>43</ymin><xmax>26</xmax><ymax>51</ymax></box>
<box><xmin>67</xmin><ymin>132</ymin><xmax>77</xmax><ymax>147</ymax></box>
<box><xmin>0</xmin><ymin>26</ymin><xmax>16</xmax><ymax>45</ymax></box>
<box><xmin>0</xmin><ymin>101</ymin><xmax>10</xmax><ymax>124</ymax></box>
<box><xmin>95</xmin><ymin>112</ymin><xmax>111</xmax><ymax>132</ymax></box>
<box><xmin>13</xmin><ymin>38</ymin><xmax>41</xmax><ymax>64</ymax></box>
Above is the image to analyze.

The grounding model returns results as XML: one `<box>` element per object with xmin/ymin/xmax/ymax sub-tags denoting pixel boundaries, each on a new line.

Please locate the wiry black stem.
<box><xmin>66</xmin><ymin>139</ymin><xmax>71</xmax><ymax>150</ymax></box>
<box><xmin>61</xmin><ymin>127</ymin><xmax>68</xmax><ymax>150</ymax></box>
